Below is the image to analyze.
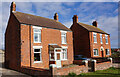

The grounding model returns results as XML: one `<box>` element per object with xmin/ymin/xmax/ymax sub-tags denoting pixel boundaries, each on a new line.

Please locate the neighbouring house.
<box><xmin>70</xmin><ymin>15</ymin><xmax>111</xmax><ymax>58</ymax></box>
<box><xmin>111</xmin><ymin>48</ymin><xmax>120</xmax><ymax>53</ymax></box>
<box><xmin>5</xmin><ymin>2</ymin><xmax>73</xmax><ymax>71</ymax></box>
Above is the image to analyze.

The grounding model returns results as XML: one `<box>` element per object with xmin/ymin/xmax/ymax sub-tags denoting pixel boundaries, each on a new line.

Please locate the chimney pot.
<box><xmin>92</xmin><ymin>21</ymin><xmax>98</xmax><ymax>27</ymax></box>
<box><xmin>10</xmin><ymin>1</ymin><xmax>16</xmax><ymax>13</ymax></box>
<box><xmin>54</xmin><ymin>13</ymin><xmax>58</xmax><ymax>21</ymax></box>
<box><xmin>73</xmin><ymin>15</ymin><xmax>78</xmax><ymax>24</ymax></box>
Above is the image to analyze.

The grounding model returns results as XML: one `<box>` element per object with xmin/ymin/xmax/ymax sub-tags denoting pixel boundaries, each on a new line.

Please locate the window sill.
<box><xmin>94</xmin><ymin>55</ymin><xmax>99</xmax><ymax>56</ymax></box>
<box><xmin>62</xmin><ymin>43</ymin><xmax>67</xmax><ymax>44</ymax></box>
<box><xmin>34</xmin><ymin>61</ymin><xmax>42</xmax><ymax>63</ymax></box>
<box><xmin>50</xmin><ymin>59</ymin><xmax>55</xmax><ymax>61</ymax></box>
<box><xmin>62</xmin><ymin>59</ymin><xmax>67</xmax><ymax>61</ymax></box>
<box><xmin>34</xmin><ymin>42</ymin><xmax>41</xmax><ymax>43</ymax></box>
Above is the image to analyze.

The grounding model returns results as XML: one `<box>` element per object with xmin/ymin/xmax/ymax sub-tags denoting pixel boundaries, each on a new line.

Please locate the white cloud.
<box><xmin>63</xmin><ymin>21</ymin><xmax>73</xmax><ymax>28</ymax></box>
<box><xmin>0</xmin><ymin>2</ymin><xmax>119</xmax><ymax>49</ymax></box>
<box><xmin>16</xmin><ymin>2</ymin><xmax>35</xmax><ymax>15</ymax></box>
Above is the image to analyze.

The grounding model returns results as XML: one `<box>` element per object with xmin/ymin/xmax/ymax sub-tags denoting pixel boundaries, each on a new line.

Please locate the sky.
<box><xmin>0</xmin><ymin>0</ymin><xmax>119</xmax><ymax>49</ymax></box>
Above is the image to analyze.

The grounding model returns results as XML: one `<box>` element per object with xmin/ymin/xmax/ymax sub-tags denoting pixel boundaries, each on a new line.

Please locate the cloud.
<box><xmin>0</xmin><ymin>2</ymin><xmax>119</xmax><ymax>49</ymax></box>
<box><xmin>63</xmin><ymin>21</ymin><xmax>73</xmax><ymax>28</ymax></box>
<box><xmin>1</xmin><ymin>0</ymin><xmax>120</xmax><ymax>2</ymax></box>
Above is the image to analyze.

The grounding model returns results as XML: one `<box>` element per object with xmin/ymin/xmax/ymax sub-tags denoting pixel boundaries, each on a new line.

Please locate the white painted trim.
<box><xmin>33</xmin><ymin>26</ymin><xmax>42</xmax><ymax>29</ymax></box>
<box><xmin>93</xmin><ymin>32</ymin><xmax>97</xmax><ymax>43</ymax></box>
<box><xmin>33</xmin><ymin>47</ymin><xmax>42</xmax><ymax>63</ymax></box>
<box><xmin>105</xmin><ymin>34</ymin><xmax>108</xmax><ymax>36</ymax></box>
<box><xmin>60</xmin><ymin>30</ymin><xmax>67</xmax><ymax>33</ymax></box>
<box><xmin>100</xmin><ymin>34</ymin><xmax>103</xmax><ymax>44</ymax></box>
<box><xmin>93</xmin><ymin>49</ymin><xmax>99</xmax><ymax>56</ymax></box>
<box><xmin>48</xmin><ymin>44</ymin><xmax>57</xmax><ymax>45</ymax></box>
<box><xmin>33</xmin><ymin>46</ymin><xmax>43</xmax><ymax>48</ymax></box>
<box><xmin>105</xmin><ymin>34</ymin><xmax>108</xmax><ymax>44</ymax></box>
<box><xmin>61</xmin><ymin>46</ymin><xmax>68</xmax><ymax>48</ymax></box>
<box><xmin>61</xmin><ymin>43</ymin><xmax>67</xmax><ymax>44</ymax></box>
<box><xmin>34</xmin><ymin>61</ymin><xmax>42</xmax><ymax>63</ymax></box>
<box><xmin>93</xmin><ymin>32</ymin><xmax>97</xmax><ymax>34</ymax></box>
<box><xmin>106</xmin><ymin>49</ymin><xmax>110</xmax><ymax>55</ymax></box>
<box><xmin>61</xmin><ymin>48</ymin><xmax>68</xmax><ymax>60</ymax></box>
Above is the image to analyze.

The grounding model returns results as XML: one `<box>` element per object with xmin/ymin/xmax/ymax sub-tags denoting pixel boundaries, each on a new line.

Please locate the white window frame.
<box><xmin>93</xmin><ymin>49</ymin><xmax>99</xmax><ymax>56</ymax></box>
<box><xmin>33</xmin><ymin>46</ymin><xmax>42</xmax><ymax>63</ymax></box>
<box><xmin>100</xmin><ymin>34</ymin><xmax>103</xmax><ymax>44</ymax></box>
<box><xmin>61</xmin><ymin>46</ymin><xmax>68</xmax><ymax>60</ymax></box>
<box><xmin>105</xmin><ymin>49</ymin><xmax>110</xmax><ymax>55</ymax></box>
<box><xmin>49</xmin><ymin>50</ymin><xmax>55</xmax><ymax>61</ymax></box>
<box><xmin>33</xmin><ymin>26</ymin><xmax>42</xmax><ymax>43</ymax></box>
<box><xmin>93</xmin><ymin>32</ymin><xmax>97</xmax><ymax>43</ymax></box>
<box><xmin>105</xmin><ymin>35</ymin><xmax>108</xmax><ymax>44</ymax></box>
<box><xmin>60</xmin><ymin>30</ymin><xmax>67</xmax><ymax>44</ymax></box>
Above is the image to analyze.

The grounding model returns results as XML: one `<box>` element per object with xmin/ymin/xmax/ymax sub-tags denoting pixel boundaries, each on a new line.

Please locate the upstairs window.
<box><xmin>93</xmin><ymin>49</ymin><xmax>99</xmax><ymax>56</ymax></box>
<box><xmin>93</xmin><ymin>33</ymin><xmax>97</xmax><ymax>43</ymax></box>
<box><xmin>33</xmin><ymin>26</ymin><xmax>42</xmax><ymax>43</ymax></box>
<box><xmin>105</xmin><ymin>49</ymin><xmax>110</xmax><ymax>55</ymax></box>
<box><xmin>105</xmin><ymin>35</ymin><xmax>108</xmax><ymax>44</ymax></box>
<box><xmin>100</xmin><ymin>34</ymin><xmax>103</xmax><ymax>44</ymax></box>
<box><xmin>61</xmin><ymin>31</ymin><xmax>67</xmax><ymax>44</ymax></box>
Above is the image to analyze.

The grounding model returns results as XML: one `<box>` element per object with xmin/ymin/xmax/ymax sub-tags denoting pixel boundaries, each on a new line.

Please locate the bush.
<box><xmin>68</xmin><ymin>72</ymin><xmax>77</xmax><ymax>77</ymax></box>
<box><xmin>109</xmin><ymin>67</ymin><xmax>116</xmax><ymax>70</ymax></box>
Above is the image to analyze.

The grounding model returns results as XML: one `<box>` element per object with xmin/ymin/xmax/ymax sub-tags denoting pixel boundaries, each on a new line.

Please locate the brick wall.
<box><xmin>96</xmin><ymin>61</ymin><xmax>112</xmax><ymax>71</ymax></box>
<box><xmin>70</xmin><ymin>23</ymin><xmax>91</xmax><ymax>57</ymax></box>
<box><xmin>53</xmin><ymin>65</ymin><xmax>88</xmax><ymax>75</ymax></box>
<box><xmin>5</xmin><ymin>13</ymin><xmax>21</xmax><ymax>70</ymax></box>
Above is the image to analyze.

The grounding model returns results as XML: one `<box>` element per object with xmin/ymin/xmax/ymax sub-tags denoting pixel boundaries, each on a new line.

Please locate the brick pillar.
<box><xmin>108</xmin><ymin>58</ymin><xmax>112</xmax><ymax>63</ymax></box>
<box><xmin>91</xmin><ymin>60</ymin><xmax>96</xmax><ymax>72</ymax></box>
<box><xmin>50</xmin><ymin>64</ymin><xmax>56</xmax><ymax>77</ymax></box>
<box><xmin>84</xmin><ymin>60</ymin><xmax>88</xmax><ymax>67</ymax></box>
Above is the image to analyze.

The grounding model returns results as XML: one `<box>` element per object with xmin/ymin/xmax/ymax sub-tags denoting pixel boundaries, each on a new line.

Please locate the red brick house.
<box><xmin>5</xmin><ymin>2</ymin><xmax>73</xmax><ymax>71</ymax></box>
<box><xmin>70</xmin><ymin>15</ymin><xmax>111</xmax><ymax>58</ymax></box>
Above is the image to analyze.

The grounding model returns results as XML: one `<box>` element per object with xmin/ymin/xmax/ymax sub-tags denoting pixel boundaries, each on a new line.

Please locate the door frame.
<box><xmin>54</xmin><ymin>48</ymin><xmax>62</xmax><ymax>68</ymax></box>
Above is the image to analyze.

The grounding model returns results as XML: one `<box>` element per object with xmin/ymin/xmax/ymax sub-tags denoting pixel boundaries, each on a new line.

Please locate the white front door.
<box><xmin>55</xmin><ymin>52</ymin><xmax>62</xmax><ymax>68</ymax></box>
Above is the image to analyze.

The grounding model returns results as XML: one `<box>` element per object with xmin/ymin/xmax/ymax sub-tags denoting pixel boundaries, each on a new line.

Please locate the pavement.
<box><xmin>0</xmin><ymin>50</ymin><xmax>31</xmax><ymax>77</ymax></box>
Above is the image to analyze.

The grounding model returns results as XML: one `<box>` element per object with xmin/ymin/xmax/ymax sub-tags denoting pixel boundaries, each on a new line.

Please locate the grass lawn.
<box><xmin>67</xmin><ymin>67</ymin><xmax>120</xmax><ymax>77</ymax></box>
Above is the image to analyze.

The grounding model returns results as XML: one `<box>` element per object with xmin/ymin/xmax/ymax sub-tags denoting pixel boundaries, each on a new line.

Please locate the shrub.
<box><xmin>68</xmin><ymin>72</ymin><xmax>77</xmax><ymax>77</ymax></box>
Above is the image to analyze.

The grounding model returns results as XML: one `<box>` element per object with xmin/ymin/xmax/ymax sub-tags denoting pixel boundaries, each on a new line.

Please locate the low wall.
<box><xmin>96</xmin><ymin>61</ymin><xmax>112</xmax><ymax>71</ymax></box>
<box><xmin>21</xmin><ymin>66</ymin><xmax>51</xmax><ymax>77</ymax></box>
<box><xmin>53</xmin><ymin>65</ymin><xmax>88</xmax><ymax>75</ymax></box>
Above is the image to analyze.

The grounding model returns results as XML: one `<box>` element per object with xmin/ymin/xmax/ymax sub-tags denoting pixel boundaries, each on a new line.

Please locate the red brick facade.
<box><xmin>70</xmin><ymin>15</ymin><xmax>111</xmax><ymax>58</ymax></box>
<box><xmin>20</xmin><ymin>24</ymin><xmax>73</xmax><ymax>69</ymax></box>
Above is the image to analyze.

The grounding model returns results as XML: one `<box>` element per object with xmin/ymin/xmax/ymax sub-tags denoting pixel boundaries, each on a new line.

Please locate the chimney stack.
<box><xmin>92</xmin><ymin>21</ymin><xmax>98</xmax><ymax>27</ymax></box>
<box><xmin>73</xmin><ymin>15</ymin><xmax>78</xmax><ymax>24</ymax></box>
<box><xmin>10</xmin><ymin>1</ymin><xmax>16</xmax><ymax>13</ymax></box>
<box><xmin>54</xmin><ymin>13</ymin><xmax>58</xmax><ymax>21</ymax></box>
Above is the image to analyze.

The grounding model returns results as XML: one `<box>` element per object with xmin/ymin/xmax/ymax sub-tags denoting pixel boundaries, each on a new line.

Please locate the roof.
<box><xmin>78</xmin><ymin>22</ymin><xmax>109</xmax><ymax>34</ymax></box>
<box><xmin>13</xmin><ymin>11</ymin><xmax>71</xmax><ymax>31</ymax></box>
<box><xmin>49</xmin><ymin>45</ymin><xmax>61</xmax><ymax>51</ymax></box>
